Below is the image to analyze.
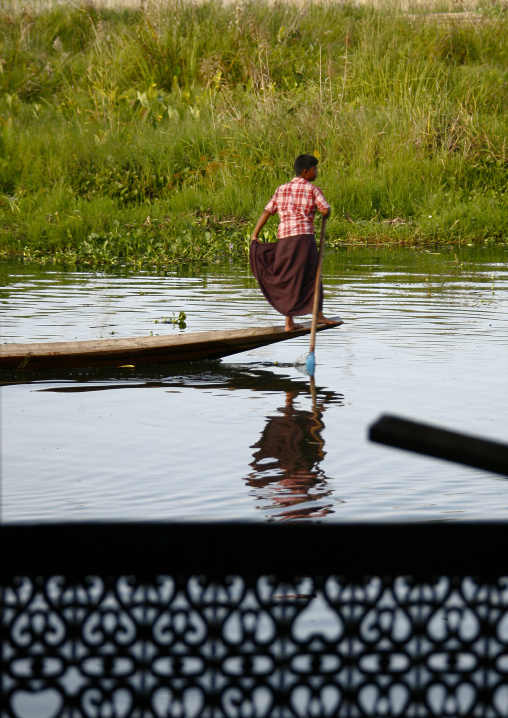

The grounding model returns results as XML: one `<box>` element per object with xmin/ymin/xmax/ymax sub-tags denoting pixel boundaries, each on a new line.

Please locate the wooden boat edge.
<box><xmin>0</xmin><ymin>317</ymin><xmax>343</xmax><ymax>370</ymax></box>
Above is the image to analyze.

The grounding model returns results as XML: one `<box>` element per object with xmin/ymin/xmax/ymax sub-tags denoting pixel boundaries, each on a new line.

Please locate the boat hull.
<box><xmin>0</xmin><ymin>318</ymin><xmax>343</xmax><ymax>370</ymax></box>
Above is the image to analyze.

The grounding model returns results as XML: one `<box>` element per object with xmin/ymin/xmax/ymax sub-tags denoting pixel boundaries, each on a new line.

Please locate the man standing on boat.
<box><xmin>249</xmin><ymin>154</ymin><xmax>336</xmax><ymax>331</ymax></box>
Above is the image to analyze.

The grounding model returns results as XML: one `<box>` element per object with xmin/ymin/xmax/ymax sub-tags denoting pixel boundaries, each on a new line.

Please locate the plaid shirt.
<box><xmin>265</xmin><ymin>176</ymin><xmax>330</xmax><ymax>239</ymax></box>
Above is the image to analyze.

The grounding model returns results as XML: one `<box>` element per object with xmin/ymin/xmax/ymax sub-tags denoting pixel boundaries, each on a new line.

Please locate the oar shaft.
<box><xmin>309</xmin><ymin>218</ymin><xmax>327</xmax><ymax>354</ymax></box>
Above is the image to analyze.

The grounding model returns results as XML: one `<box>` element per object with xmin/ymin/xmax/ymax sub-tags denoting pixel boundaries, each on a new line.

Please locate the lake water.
<box><xmin>1</xmin><ymin>245</ymin><xmax>507</xmax><ymax>524</ymax></box>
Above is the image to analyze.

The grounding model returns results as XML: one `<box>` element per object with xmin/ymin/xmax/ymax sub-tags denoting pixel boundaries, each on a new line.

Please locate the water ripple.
<box><xmin>1</xmin><ymin>251</ymin><xmax>507</xmax><ymax>523</ymax></box>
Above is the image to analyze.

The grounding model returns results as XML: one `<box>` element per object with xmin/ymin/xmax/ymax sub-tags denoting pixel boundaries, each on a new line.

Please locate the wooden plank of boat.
<box><xmin>0</xmin><ymin>317</ymin><xmax>343</xmax><ymax>371</ymax></box>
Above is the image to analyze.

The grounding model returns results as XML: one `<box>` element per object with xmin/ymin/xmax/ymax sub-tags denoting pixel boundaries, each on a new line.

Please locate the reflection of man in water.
<box><xmin>246</xmin><ymin>386</ymin><xmax>342</xmax><ymax>521</ymax></box>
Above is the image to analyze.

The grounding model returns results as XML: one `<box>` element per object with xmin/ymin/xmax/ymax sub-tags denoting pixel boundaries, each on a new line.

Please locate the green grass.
<box><xmin>0</xmin><ymin>0</ymin><xmax>507</xmax><ymax>268</ymax></box>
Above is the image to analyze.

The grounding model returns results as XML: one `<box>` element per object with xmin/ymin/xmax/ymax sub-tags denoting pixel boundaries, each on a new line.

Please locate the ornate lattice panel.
<box><xmin>3</xmin><ymin>571</ymin><xmax>508</xmax><ymax>717</ymax></box>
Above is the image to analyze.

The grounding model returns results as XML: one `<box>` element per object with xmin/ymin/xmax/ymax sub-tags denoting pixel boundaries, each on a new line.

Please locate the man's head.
<box><xmin>294</xmin><ymin>154</ymin><xmax>319</xmax><ymax>180</ymax></box>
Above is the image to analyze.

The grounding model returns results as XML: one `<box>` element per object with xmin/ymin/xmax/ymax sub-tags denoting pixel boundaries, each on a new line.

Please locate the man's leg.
<box><xmin>285</xmin><ymin>316</ymin><xmax>303</xmax><ymax>331</ymax></box>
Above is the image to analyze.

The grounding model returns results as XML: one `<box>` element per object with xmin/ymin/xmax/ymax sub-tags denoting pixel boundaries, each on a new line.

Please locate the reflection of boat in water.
<box><xmin>0</xmin><ymin>318</ymin><xmax>342</xmax><ymax>371</ymax></box>
<box><xmin>246</xmin><ymin>378</ymin><xmax>345</xmax><ymax>522</ymax></box>
<box><xmin>0</xmin><ymin>362</ymin><xmax>340</xmax><ymax>394</ymax></box>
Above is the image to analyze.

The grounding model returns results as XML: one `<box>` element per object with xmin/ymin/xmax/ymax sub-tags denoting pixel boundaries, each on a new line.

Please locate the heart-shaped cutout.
<box><xmin>12</xmin><ymin>689</ymin><xmax>63</xmax><ymax>718</ymax></box>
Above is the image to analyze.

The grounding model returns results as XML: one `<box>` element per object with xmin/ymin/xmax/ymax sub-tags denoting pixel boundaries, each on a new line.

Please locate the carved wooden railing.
<box><xmin>2</xmin><ymin>522</ymin><xmax>508</xmax><ymax>717</ymax></box>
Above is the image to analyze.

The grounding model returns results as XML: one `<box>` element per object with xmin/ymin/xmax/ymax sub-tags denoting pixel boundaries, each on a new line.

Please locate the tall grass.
<box><xmin>0</xmin><ymin>0</ymin><xmax>507</xmax><ymax>267</ymax></box>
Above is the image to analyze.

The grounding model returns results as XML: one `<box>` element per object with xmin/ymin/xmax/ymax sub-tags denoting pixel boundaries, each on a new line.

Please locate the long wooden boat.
<box><xmin>0</xmin><ymin>317</ymin><xmax>343</xmax><ymax>371</ymax></box>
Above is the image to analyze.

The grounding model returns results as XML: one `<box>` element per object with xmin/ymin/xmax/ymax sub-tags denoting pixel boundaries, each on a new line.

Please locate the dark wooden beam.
<box><xmin>2</xmin><ymin>521</ymin><xmax>508</xmax><ymax>580</ymax></box>
<box><xmin>369</xmin><ymin>414</ymin><xmax>508</xmax><ymax>476</ymax></box>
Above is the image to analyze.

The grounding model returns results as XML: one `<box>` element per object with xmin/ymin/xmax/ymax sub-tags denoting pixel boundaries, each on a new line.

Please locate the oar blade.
<box><xmin>305</xmin><ymin>351</ymin><xmax>316</xmax><ymax>376</ymax></box>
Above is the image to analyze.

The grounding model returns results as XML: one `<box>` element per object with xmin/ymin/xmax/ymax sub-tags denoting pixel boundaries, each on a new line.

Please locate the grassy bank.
<box><xmin>1</xmin><ymin>0</ymin><xmax>507</xmax><ymax>268</ymax></box>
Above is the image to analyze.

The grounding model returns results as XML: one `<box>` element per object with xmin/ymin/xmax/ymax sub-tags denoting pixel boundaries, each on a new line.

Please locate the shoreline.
<box><xmin>3</xmin><ymin>231</ymin><xmax>506</xmax><ymax>272</ymax></box>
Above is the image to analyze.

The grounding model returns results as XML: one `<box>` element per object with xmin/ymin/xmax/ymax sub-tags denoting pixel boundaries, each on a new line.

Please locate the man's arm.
<box><xmin>313</xmin><ymin>186</ymin><xmax>331</xmax><ymax>218</ymax></box>
<box><xmin>251</xmin><ymin>209</ymin><xmax>271</xmax><ymax>242</ymax></box>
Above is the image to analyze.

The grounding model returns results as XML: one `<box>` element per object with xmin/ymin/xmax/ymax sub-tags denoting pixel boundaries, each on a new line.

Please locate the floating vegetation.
<box><xmin>154</xmin><ymin>312</ymin><xmax>187</xmax><ymax>329</ymax></box>
<box><xmin>0</xmin><ymin>0</ymin><xmax>507</xmax><ymax>268</ymax></box>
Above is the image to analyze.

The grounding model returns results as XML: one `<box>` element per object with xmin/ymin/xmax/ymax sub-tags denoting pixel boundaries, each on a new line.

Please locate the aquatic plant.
<box><xmin>154</xmin><ymin>311</ymin><xmax>187</xmax><ymax>329</ymax></box>
<box><xmin>0</xmin><ymin>0</ymin><xmax>507</xmax><ymax>268</ymax></box>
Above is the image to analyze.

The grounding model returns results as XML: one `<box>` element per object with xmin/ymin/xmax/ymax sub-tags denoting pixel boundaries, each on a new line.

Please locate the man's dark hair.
<box><xmin>294</xmin><ymin>154</ymin><xmax>318</xmax><ymax>175</ymax></box>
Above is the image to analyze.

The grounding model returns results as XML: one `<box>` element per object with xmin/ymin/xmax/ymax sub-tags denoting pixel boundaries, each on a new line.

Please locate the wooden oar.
<box><xmin>305</xmin><ymin>217</ymin><xmax>327</xmax><ymax>376</ymax></box>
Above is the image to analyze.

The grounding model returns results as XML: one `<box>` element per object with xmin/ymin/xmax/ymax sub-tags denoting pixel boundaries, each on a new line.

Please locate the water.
<box><xmin>1</xmin><ymin>245</ymin><xmax>507</xmax><ymax>523</ymax></box>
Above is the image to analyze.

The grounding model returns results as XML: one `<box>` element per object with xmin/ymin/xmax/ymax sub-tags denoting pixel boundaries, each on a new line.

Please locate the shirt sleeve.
<box><xmin>264</xmin><ymin>190</ymin><xmax>278</xmax><ymax>215</ymax></box>
<box><xmin>313</xmin><ymin>185</ymin><xmax>330</xmax><ymax>214</ymax></box>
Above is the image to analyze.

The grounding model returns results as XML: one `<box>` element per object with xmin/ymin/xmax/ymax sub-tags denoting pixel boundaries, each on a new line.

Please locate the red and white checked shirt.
<box><xmin>264</xmin><ymin>176</ymin><xmax>330</xmax><ymax>239</ymax></box>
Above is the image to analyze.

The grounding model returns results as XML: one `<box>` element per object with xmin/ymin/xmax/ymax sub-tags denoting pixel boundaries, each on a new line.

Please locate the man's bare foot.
<box><xmin>285</xmin><ymin>317</ymin><xmax>303</xmax><ymax>331</ymax></box>
<box><xmin>317</xmin><ymin>313</ymin><xmax>338</xmax><ymax>326</ymax></box>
